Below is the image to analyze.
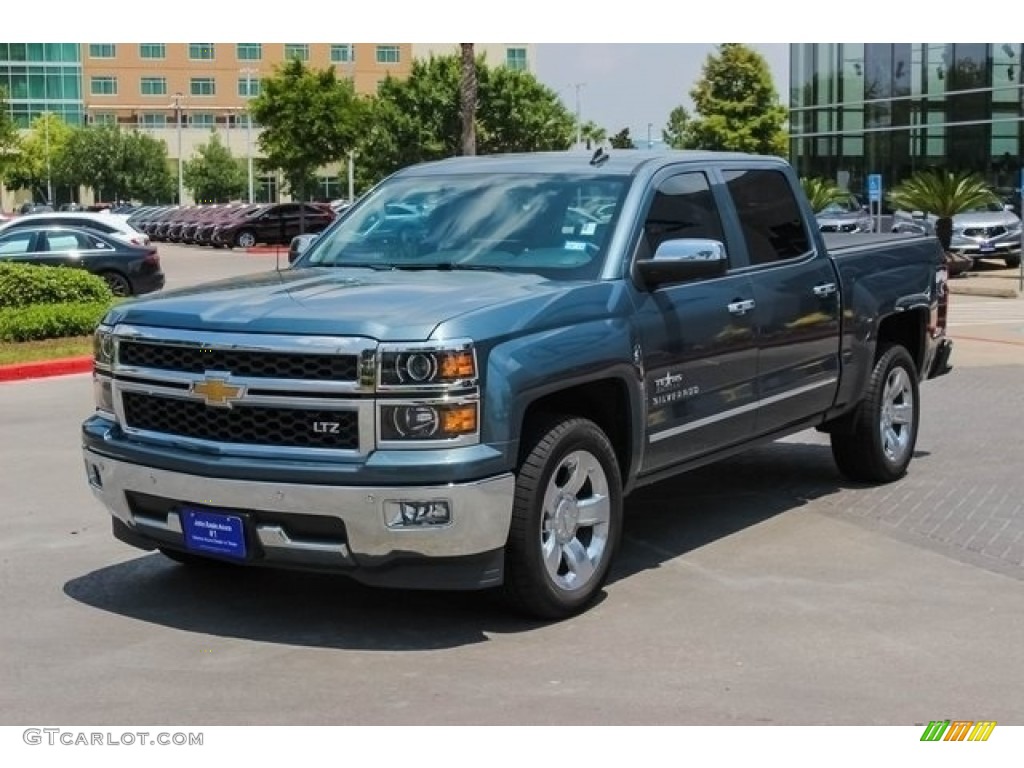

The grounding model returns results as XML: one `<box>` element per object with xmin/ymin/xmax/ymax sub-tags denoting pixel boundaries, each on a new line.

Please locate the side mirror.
<box><xmin>1004</xmin><ymin>204</ymin><xmax>1015</xmax><ymax>212</ymax></box>
<box><xmin>288</xmin><ymin>234</ymin><xmax>318</xmax><ymax>264</ymax></box>
<box><xmin>634</xmin><ymin>239</ymin><xmax>728</xmax><ymax>290</ymax></box>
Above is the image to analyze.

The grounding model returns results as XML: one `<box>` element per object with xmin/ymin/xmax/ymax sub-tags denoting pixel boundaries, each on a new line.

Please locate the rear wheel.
<box><xmin>502</xmin><ymin>416</ymin><xmax>623</xmax><ymax>620</ymax></box>
<box><xmin>831</xmin><ymin>344</ymin><xmax>920</xmax><ymax>483</ymax></box>
<box><xmin>100</xmin><ymin>270</ymin><xmax>132</xmax><ymax>297</ymax></box>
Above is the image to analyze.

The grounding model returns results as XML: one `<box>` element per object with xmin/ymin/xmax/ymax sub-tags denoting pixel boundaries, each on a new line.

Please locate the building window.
<box><xmin>376</xmin><ymin>45</ymin><xmax>400</xmax><ymax>64</ymax></box>
<box><xmin>140</xmin><ymin>77</ymin><xmax>167</xmax><ymax>96</ymax></box>
<box><xmin>190</xmin><ymin>77</ymin><xmax>216</xmax><ymax>97</ymax></box>
<box><xmin>257</xmin><ymin>175</ymin><xmax>278</xmax><ymax>204</ymax></box>
<box><xmin>140</xmin><ymin>113</ymin><xmax>167</xmax><ymax>128</ymax></box>
<box><xmin>189</xmin><ymin>43</ymin><xmax>215</xmax><ymax>61</ymax></box>
<box><xmin>89</xmin><ymin>44</ymin><xmax>116</xmax><ymax>59</ymax></box>
<box><xmin>90</xmin><ymin>76</ymin><xmax>117</xmax><ymax>96</ymax></box>
<box><xmin>331</xmin><ymin>44</ymin><xmax>354</xmax><ymax>64</ymax></box>
<box><xmin>284</xmin><ymin>44</ymin><xmax>309</xmax><ymax>62</ymax></box>
<box><xmin>189</xmin><ymin>113</ymin><xmax>215</xmax><ymax>128</ymax></box>
<box><xmin>506</xmin><ymin>47</ymin><xmax>528</xmax><ymax>71</ymax></box>
<box><xmin>92</xmin><ymin>113</ymin><xmax>116</xmax><ymax>126</ymax></box>
<box><xmin>237</xmin><ymin>77</ymin><xmax>261</xmax><ymax>98</ymax></box>
<box><xmin>139</xmin><ymin>43</ymin><xmax>165</xmax><ymax>60</ymax></box>
<box><xmin>317</xmin><ymin>176</ymin><xmax>342</xmax><ymax>201</ymax></box>
<box><xmin>237</xmin><ymin>43</ymin><xmax>261</xmax><ymax>61</ymax></box>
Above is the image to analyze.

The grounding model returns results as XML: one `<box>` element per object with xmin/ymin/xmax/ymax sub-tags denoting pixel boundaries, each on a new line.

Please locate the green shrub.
<box><xmin>0</xmin><ymin>263</ymin><xmax>113</xmax><ymax>309</ymax></box>
<box><xmin>0</xmin><ymin>301</ymin><xmax>111</xmax><ymax>342</ymax></box>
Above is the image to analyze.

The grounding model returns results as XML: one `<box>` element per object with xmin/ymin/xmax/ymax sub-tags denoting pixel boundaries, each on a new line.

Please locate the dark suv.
<box><xmin>212</xmin><ymin>203</ymin><xmax>334</xmax><ymax>248</ymax></box>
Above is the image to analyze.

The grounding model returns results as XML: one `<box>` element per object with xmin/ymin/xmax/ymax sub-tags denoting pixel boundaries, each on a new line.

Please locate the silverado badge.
<box><xmin>190</xmin><ymin>375</ymin><xmax>246</xmax><ymax>408</ymax></box>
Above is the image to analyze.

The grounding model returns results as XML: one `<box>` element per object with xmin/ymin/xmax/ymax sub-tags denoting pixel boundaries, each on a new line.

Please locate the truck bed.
<box><xmin>823</xmin><ymin>231</ymin><xmax>934</xmax><ymax>257</ymax></box>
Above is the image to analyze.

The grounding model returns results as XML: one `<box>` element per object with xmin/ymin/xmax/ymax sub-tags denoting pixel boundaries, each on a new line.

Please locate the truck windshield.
<box><xmin>299</xmin><ymin>173</ymin><xmax>628</xmax><ymax>280</ymax></box>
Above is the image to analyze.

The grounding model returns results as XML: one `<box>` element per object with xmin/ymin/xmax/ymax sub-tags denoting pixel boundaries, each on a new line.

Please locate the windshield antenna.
<box><xmin>590</xmin><ymin>147</ymin><xmax>609</xmax><ymax>167</ymax></box>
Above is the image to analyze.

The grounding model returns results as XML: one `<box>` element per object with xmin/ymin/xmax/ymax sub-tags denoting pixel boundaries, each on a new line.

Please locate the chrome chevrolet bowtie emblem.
<box><xmin>190</xmin><ymin>375</ymin><xmax>245</xmax><ymax>407</ymax></box>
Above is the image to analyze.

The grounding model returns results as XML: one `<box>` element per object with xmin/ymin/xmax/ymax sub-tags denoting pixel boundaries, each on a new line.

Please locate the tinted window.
<box><xmin>722</xmin><ymin>169</ymin><xmax>811</xmax><ymax>265</ymax></box>
<box><xmin>0</xmin><ymin>231</ymin><xmax>34</xmax><ymax>255</ymax></box>
<box><xmin>43</xmin><ymin>231</ymin><xmax>89</xmax><ymax>251</ymax></box>
<box><xmin>638</xmin><ymin>172</ymin><xmax>725</xmax><ymax>260</ymax></box>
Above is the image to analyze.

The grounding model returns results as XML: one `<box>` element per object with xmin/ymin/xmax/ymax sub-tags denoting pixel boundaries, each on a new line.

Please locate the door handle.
<box><xmin>813</xmin><ymin>282</ymin><xmax>837</xmax><ymax>298</ymax></box>
<box><xmin>727</xmin><ymin>299</ymin><xmax>756</xmax><ymax>316</ymax></box>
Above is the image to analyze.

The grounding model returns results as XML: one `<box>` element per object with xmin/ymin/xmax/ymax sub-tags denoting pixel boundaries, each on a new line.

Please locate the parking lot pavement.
<box><xmin>1</xmin><ymin>360</ymin><xmax>1023</xmax><ymax>725</ymax></box>
<box><xmin>154</xmin><ymin>243</ymin><xmax>281</xmax><ymax>293</ymax></box>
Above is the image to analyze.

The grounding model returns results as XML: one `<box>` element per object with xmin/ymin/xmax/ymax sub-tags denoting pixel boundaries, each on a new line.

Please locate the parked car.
<box><xmin>815</xmin><ymin>194</ymin><xmax>873</xmax><ymax>233</ymax></box>
<box><xmin>892</xmin><ymin>202</ymin><xmax>1022</xmax><ymax>268</ymax></box>
<box><xmin>18</xmin><ymin>202</ymin><xmax>54</xmax><ymax>214</ymax></box>
<box><xmin>0</xmin><ymin>211</ymin><xmax>150</xmax><ymax>247</ymax></box>
<box><xmin>195</xmin><ymin>204</ymin><xmax>266</xmax><ymax>247</ymax></box>
<box><xmin>212</xmin><ymin>202</ymin><xmax>335</xmax><ymax>248</ymax></box>
<box><xmin>0</xmin><ymin>225</ymin><xmax>164</xmax><ymax>296</ymax></box>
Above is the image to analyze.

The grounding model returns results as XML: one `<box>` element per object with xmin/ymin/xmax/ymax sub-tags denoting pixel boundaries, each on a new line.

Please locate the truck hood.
<box><xmin>105</xmin><ymin>267</ymin><xmax>575</xmax><ymax>341</ymax></box>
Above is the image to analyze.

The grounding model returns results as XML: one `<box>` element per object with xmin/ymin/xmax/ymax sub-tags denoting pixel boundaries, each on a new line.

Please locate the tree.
<box><xmin>888</xmin><ymin>169</ymin><xmax>999</xmax><ymax>252</ymax></box>
<box><xmin>249</xmin><ymin>58</ymin><xmax>363</xmax><ymax>206</ymax></box>
<box><xmin>63</xmin><ymin>124</ymin><xmax>125</xmax><ymax>201</ymax></box>
<box><xmin>0</xmin><ymin>88</ymin><xmax>20</xmax><ymax>209</ymax></box>
<box><xmin>661</xmin><ymin>106</ymin><xmax>692</xmax><ymax>150</ymax></box>
<box><xmin>578</xmin><ymin>120</ymin><xmax>607</xmax><ymax>150</ymax></box>
<box><xmin>684</xmin><ymin>43</ymin><xmax>787</xmax><ymax>156</ymax></box>
<box><xmin>358</xmin><ymin>54</ymin><xmax>574</xmax><ymax>184</ymax></box>
<box><xmin>184</xmin><ymin>131</ymin><xmax>246</xmax><ymax>203</ymax></box>
<box><xmin>7</xmin><ymin>113</ymin><xmax>75</xmax><ymax>202</ymax></box>
<box><xmin>460</xmin><ymin>43</ymin><xmax>477</xmax><ymax>156</ymax></box>
<box><xmin>609</xmin><ymin>127</ymin><xmax>635</xmax><ymax>149</ymax></box>
<box><xmin>800</xmin><ymin>177</ymin><xmax>849</xmax><ymax>213</ymax></box>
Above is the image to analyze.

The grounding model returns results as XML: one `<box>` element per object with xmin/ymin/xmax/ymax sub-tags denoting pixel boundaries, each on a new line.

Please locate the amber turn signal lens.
<box><xmin>440</xmin><ymin>351</ymin><xmax>475</xmax><ymax>379</ymax></box>
<box><xmin>441</xmin><ymin>404</ymin><xmax>477</xmax><ymax>435</ymax></box>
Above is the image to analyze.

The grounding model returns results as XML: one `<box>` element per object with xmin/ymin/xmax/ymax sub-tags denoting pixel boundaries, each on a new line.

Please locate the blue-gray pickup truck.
<box><xmin>82</xmin><ymin>150</ymin><xmax>953</xmax><ymax>619</ymax></box>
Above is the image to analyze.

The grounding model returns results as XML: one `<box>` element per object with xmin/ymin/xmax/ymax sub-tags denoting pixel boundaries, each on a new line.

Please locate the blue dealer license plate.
<box><xmin>182</xmin><ymin>508</ymin><xmax>247</xmax><ymax>560</ymax></box>
<box><xmin>980</xmin><ymin>243</ymin><xmax>995</xmax><ymax>253</ymax></box>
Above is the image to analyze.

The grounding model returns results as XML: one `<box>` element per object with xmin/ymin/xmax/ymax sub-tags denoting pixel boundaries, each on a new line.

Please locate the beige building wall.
<box><xmin>412</xmin><ymin>44</ymin><xmax>536</xmax><ymax>72</ymax></box>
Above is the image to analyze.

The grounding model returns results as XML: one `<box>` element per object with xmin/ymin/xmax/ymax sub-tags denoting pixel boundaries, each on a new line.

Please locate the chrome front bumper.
<box><xmin>83</xmin><ymin>449</ymin><xmax>515</xmax><ymax>568</ymax></box>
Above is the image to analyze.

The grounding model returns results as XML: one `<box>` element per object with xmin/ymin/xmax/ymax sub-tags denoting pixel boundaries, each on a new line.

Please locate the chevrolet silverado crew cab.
<box><xmin>82</xmin><ymin>151</ymin><xmax>953</xmax><ymax>619</ymax></box>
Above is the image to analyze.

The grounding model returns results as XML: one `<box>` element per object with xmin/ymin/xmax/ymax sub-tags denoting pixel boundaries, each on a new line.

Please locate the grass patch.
<box><xmin>0</xmin><ymin>336</ymin><xmax>93</xmax><ymax>366</ymax></box>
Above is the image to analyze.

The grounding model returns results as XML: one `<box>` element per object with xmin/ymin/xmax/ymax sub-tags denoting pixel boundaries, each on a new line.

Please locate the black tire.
<box><xmin>234</xmin><ymin>229</ymin><xmax>257</xmax><ymax>249</ymax></box>
<box><xmin>100</xmin><ymin>270</ymin><xmax>133</xmax><ymax>297</ymax></box>
<box><xmin>1005</xmin><ymin>253</ymin><xmax>1021</xmax><ymax>268</ymax></box>
<box><xmin>502</xmin><ymin>415</ymin><xmax>623</xmax><ymax>620</ymax></box>
<box><xmin>831</xmin><ymin>345</ymin><xmax>920</xmax><ymax>483</ymax></box>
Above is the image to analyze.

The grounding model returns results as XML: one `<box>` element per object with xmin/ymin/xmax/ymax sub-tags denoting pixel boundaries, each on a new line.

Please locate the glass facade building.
<box><xmin>790</xmin><ymin>44</ymin><xmax>1024</xmax><ymax>198</ymax></box>
<box><xmin>0</xmin><ymin>43</ymin><xmax>84</xmax><ymax>126</ymax></box>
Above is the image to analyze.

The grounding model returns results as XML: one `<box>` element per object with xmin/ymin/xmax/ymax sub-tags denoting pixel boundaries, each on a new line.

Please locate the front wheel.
<box><xmin>502</xmin><ymin>416</ymin><xmax>623</xmax><ymax>620</ymax></box>
<box><xmin>831</xmin><ymin>345</ymin><xmax>920</xmax><ymax>483</ymax></box>
<box><xmin>1005</xmin><ymin>253</ymin><xmax>1021</xmax><ymax>268</ymax></box>
<box><xmin>234</xmin><ymin>229</ymin><xmax>257</xmax><ymax>249</ymax></box>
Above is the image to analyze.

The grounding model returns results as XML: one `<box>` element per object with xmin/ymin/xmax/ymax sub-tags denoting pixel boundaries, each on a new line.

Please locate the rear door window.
<box><xmin>721</xmin><ymin>169</ymin><xmax>812</xmax><ymax>265</ymax></box>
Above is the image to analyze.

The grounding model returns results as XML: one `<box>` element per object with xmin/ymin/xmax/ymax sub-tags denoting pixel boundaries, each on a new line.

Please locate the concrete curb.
<box><xmin>949</xmin><ymin>281</ymin><xmax>1019</xmax><ymax>299</ymax></box>
<box><xmin>0</xmin><ymin>356</ymin><xmax>93</xmax><ymax>383</ymax></box>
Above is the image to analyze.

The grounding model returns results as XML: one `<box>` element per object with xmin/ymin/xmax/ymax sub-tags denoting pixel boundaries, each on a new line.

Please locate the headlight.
<box><xmin>93</xmin><ymin>326</ymin><xmax>114</xmax><ymax>369</ymax></box>
<box><xmin>379</xmin><ymin>402</ymin><xmax>478</xmax><ymax>442</ymax></box>
<box><xmin>93</xmin><ymin>373</ymin><xmax>115</xmax><ymax>416</ymax></box>
<box><xmin>378</xmin><ymin>342</ymin><xmax>476</xmax><ymax>387</ymax></box>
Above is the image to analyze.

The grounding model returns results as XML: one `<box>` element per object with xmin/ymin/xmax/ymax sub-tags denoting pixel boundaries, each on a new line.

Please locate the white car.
<box><xmin>0</xmin><ymin>211</ymin><xmax>150</xmax><ymax>247</ymax></box>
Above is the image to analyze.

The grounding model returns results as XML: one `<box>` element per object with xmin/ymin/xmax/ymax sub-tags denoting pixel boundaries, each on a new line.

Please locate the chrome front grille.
<box><xmin>962</xmin><ymin>226</ymin><xmax>1006</xmax><ymax>238</ymax></box>
<box><xmin>122</xmin><ymin>392</ymin><xmax>359</xmax><ymax>449</ymax></box>
<box><xmin>109</xmin><ymin>327</ymin><xmax>377</xmax><ymax>456</ymax></box>
<box><xmin>119</xmin><ymin>340</ymin><xmax>359</xmax><ymax>381</ymax></box>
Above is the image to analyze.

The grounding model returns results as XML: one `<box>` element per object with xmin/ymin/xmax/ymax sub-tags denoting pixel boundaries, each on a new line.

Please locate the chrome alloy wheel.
<box><xmin>879</xmin><ymin>366</ymin><xmax>914</xmax><ymax>463</ymax></box>
<box><xmin>539</xmin><ymin>449</ymin><xmax>611</xmax><ymax>593</ymax></box>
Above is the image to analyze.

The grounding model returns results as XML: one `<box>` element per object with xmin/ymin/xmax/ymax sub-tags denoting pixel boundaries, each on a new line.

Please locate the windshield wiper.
<box><xmin>389</xmin><ymin>262</ymin><xmax>507</xmax><ymax>272</ymax></box>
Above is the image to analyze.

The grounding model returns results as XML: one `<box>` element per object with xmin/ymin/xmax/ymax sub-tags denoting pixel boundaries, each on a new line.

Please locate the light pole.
<box><xmin>240</xmin><ymin>67</ymin><xmax>258</xmax><ymax>204</ymax></box>
<box><xmin>573</xmin><ymin>83</ymin><xmax>586</xmax><ymax>148</ymax></box>
<box><xmin>172</xmin><ymin>92</ymin><xmax>184</xmax><ymax>204</ymax></box>
<box><xmin>43</xmin><ymin>73</ymin><xmax>52</xmax><ymax>204</ymax></box>
<box><xmin>347</xmin><ymin>150</ymin><xmax>356</xmax><ymax>203</ymax></box>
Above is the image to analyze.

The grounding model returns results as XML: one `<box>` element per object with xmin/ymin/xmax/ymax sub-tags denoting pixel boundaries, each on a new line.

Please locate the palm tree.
<box><xmin>578</xmin><ymin>120</ymin><xmax>606</xmax><ymax>150</ymax></box>
<box><xmin>459</xmin><ymin>44</ymin><xmax>477</xmax><ymax>156</ymax></box>
<box><xmin>800</xmin><ymin>177</ymin><xmax>850</xmax><ymax>213</ymax></box>
<box><xmin>888</xmin><ymin>169</ymin><xmax>999</xmax><ymax>251</ymax></box>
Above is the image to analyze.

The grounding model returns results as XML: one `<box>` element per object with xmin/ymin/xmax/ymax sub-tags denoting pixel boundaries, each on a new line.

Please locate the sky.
<box><xmin>534</xmin><ymin>44</ymin><xmax>789</xmax><ymax>143</ymax></box>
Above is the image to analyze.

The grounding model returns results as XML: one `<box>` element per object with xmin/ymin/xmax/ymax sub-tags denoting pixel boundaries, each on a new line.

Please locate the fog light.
<box><xmin>86</xmin><ymin>461</ymin><xmax>103</xmax><ymax>489</ymax></box>
<box><xmin>384</xmin><ymin>500</ymin><xmax>452</xmax><ymax>529</ymax></box>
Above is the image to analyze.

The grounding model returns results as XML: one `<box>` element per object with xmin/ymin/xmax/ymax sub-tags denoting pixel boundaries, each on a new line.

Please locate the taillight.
<box><xmin>143</xmin><ymin>250</ymin><xmax>160</xmax><ymax>267</ymax></box>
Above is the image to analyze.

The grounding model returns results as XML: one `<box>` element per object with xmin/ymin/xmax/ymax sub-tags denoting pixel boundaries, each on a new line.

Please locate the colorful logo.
<box><xmin>920</xmin><ymin>720</ymin><xmax>996</xmax><ymax>742</ymax></box>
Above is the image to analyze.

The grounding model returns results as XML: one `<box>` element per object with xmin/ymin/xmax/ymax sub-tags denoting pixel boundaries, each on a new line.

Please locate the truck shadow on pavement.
<box><xmin>64</xmin><ymin>437</ymin><xmax>871</xmax><ymax>651</ymax></box>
